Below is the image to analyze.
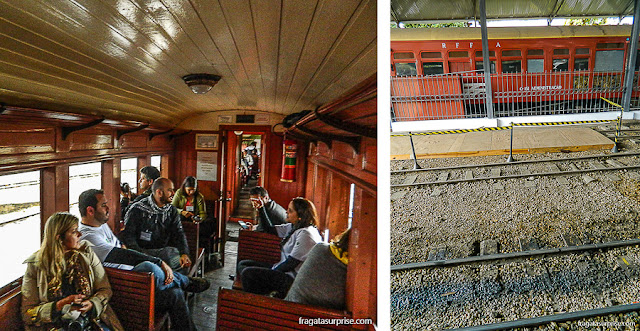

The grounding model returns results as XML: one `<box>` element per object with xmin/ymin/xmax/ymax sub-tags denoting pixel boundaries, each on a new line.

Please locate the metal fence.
<box><xmin>391</xmin><ymin>70</ymin><xmax>640</xmax><ymax>122</ymax></box>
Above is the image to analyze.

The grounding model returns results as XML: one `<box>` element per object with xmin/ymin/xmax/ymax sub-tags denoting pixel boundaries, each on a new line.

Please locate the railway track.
<box><xmin>391</xmin><ymin>151</ymin><xmax>640</xmax><ymax>188</ymax></box>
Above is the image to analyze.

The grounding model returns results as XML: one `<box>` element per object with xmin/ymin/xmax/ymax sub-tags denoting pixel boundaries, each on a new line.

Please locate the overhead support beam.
<box><xmin>116</xmin><ymin>124</ymin><xmax>149</xmax><ymax>140</ymax></box>
<box><xmin>286</xmin><ymin>130</ymin><xmax>331</xmax><ymax>149</ymax></box>
<box><xmin>148</xmin><ymin>128</ymin><xmax>175</xmax><ymax>141</ymax></box>
<box><xmin>622</xmin><ymin>0</ymin><xmax>640</xmax><ymax>115</ymax></box>
<box><xmin>295</xmin><ymin>125</ymin><xmax>361</xmax><ymax>154</ymax></box>
<box><xmin>479</xmin><ymin>0</ymin><xmax>494</xmax><ymax>119</ymax></box>
<box><xmin>313</xmin><ymin>108</ymin><xmax>377</xmax><ymax>139</ymax></box>
<box><xmin>0</xmin><ymin>103</ymin><xmax>5</xmax><ymax>115</ymax></box>
<box><xmin>61</xmin><ymin>117</ymin><xmax>104</xmax><ymax>140</ymax></box>
<box><xmin>168</xmin><ymin>130</ymin><xmax>192</xmax><ymax>140</ymax></box>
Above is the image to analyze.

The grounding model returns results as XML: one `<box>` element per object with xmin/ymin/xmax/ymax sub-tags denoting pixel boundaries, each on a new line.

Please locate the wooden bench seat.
<box><xmin>216</xmin><ymin>288</ymin><xmax>352</xmax><ymax>330</ymax></box>
<box><xmin>105</xmin><ymin>267</ymin><xmax>169</xmax><ymax>331</ymax></box>
<box><xmin>182</xmin><ymin>221</ymin><xmax>206</xmax><ymax>277</ymax></box>
<box><xmin>0</xmin><ymin>285</ymin><xmax>22</xmax><ymax>331</ymax></box>
<box><xmin>233</xmin><ymin>230</ymin><xmax>282</xmax><ymax>290</ymax></box>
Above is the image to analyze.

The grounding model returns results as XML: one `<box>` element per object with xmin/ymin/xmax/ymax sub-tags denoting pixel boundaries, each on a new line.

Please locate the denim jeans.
<box><xmin>132</xmin><ymin>261</ymin><xmax>189</xmax><ymax>291</ymax></box>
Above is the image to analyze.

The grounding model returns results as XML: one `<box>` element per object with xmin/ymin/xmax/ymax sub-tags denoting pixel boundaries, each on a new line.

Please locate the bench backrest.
<box><xmin>236</xmin><ymin>230</ymin><xmax>281</xmax><ymax>265</ymax></box>
<box><xmin>0</xmin><ymin>287</ymin><xmax>23</xmax><ymax>331</ymax></box>
<box><xmin>216</xmin><ymin>288</ymin><xmax>352</xmax><ymax>330</ymax></box>
<box><xmin>105</xmin><ymin>267</ymin><xmax>166</xmax><ymax>331</ymax></box>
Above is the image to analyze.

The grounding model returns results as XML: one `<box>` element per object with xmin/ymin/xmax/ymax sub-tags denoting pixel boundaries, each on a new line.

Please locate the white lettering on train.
<box><xmin>496</xmin><ymin>42</ymin><xmax>501</xmax><ymax>47</ymax></box>
<box><xmin>442</xmin><ymin>43</ymin><xmax>446</xmax><ymax>49</ymax></box>
<box><xmin>456</xmin><ymin>42</ymin><xmax>459</xmax><ymax>48</ymax></box>
<box><xmin>519</xmin><ymin>86</ymin><xmax>563</xmax><ymax>91</ymax></box>
<box><xmin>470</xmin><ymin>42</ymin><xmax>473</xmax><ymax>48</ymax></box>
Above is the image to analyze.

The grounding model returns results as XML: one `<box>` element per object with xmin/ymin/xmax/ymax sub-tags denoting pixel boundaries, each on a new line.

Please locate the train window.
<box><xmin>422</xmin><ymin>62</ymin><xmax>444</xmax><ymax>75</ymax></box>
<box><xmin>121</xmin><ymin>158</ymin><xmax>138</xmax><ymax>195</ymax></box>
<box><xmin>421</xmin><ymin>52</ymin><xmax>442</xmax><ymax>59</ymax></box>
<box><xmin>527</xmin><ymin>59</ymin><xmax>544</xmax><ymax>73</ymax></box>
<box><xmin>501</xmin><ymin>60</ymin><xmax>521</xmax><ymax>73</ymax></box>
<box><xmin>476</xmin><ymin>61</ymin><xmax>496</xmax><ymax>73</ymax></box>
<box><xmin>395</xmin><ymin>63</ymin><xmax>417</xmax><ymax>76</ymax></box>
<box><xmin>595</xmin><ymin>50</ymin><xmax>624</xmax><ymax>72</ymax></box>
<box><xmin>475</xmin><ymin>51</ymin><xmax>495</xmax><ymax>57</ymax></box>
<box><xmin>0</xmin><ymin>170</ymin><xmax>41</xmax><ymax>286</ymax></box>
<box><xmin>576</xmin><ymin>48</ymin><xmax>590</xmax><ymax>55</ymax></box>
<box><xmin>393</xmin><ymin>52</ymin><xmax>415</xmax><ymax>59</ymax></box>
<box><xmin>151</xmin><ymin>155</ymin><xmax>162</xmax><ymax>171</ymax></box>
<box><xmin>596</xmin><ymin>43</ymin><xmax>624</xmax><ymax>49</ymax></box>
<box><xmin>348</xmin><ymin>183</ymin><xmax>355</xmax><ymax>229</ymax></box>
<box><xmin>449</xmin><ymin>51</ymin><xmax>468</xmax><ymax>58</ymax></box>
<box><xmin>69</xmin><ymin>162</ymin><xmax>102</xmax><ymax>219</ymax></box>
<box><xmin>502</xmin><ymin>50</ymin><xmax>521</xmax><ymax>57</ymax></box>
<box><xmin>574</xmin><ymin>58</ymin><xmax>589</xmax><ymax>71</ymax></box>
<box><xmin>554</xmin><ymin>49</ymin><xmax>570</xmax><ymax>56</ymax></box>
<box><xmin>553</xmin><ymin>59</ymin><xmax>569</xmax><ymax>71</ymax></box>
<box><xmin>527</xmin><ymin>49</ymin><xmax>544</xmax><ymax>56</ymax></box>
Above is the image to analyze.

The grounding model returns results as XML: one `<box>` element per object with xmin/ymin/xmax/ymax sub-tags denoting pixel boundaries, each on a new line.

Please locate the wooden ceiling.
<box><xmin>0</xmin><ymin>0</ymin><xmax>377</xmax><ymax>129</ymax></box>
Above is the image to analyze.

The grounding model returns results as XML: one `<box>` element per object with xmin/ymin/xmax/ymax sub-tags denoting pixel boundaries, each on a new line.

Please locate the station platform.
<box><xmin>390</xmin><ymin>126</ymin><xmax>615</xmax><ymax>160</ymax></box>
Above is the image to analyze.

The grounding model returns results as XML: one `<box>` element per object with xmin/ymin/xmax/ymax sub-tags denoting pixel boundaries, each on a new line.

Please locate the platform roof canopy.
<box><xmin>391</xmin><ymin>0</ymin><xmax>635</xmax><ymax>23</ymax></box>
<box><xmin>0</xmin><ymin>0</ymin><xmax>376</xmax><ymax>129</ymax></box>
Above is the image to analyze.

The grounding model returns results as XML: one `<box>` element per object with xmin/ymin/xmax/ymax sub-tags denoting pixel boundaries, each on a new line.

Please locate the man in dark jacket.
<box><xmin>121</xmin><ymin>165</ymin><xmax>161</xmax><ymax>219</ymax></box>
<box><xmin>249</xmin><ymin>186</ymin><xmax>287</xmax><ymax>235</ymax></box>
<box><xmin>120</xmin><ymin>177</ymin><xmax>192</xmax><ymax>271</ymax></box>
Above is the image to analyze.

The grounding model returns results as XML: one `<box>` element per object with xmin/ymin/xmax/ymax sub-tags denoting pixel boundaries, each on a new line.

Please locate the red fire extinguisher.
<box><xmin>280</xmin><ymin>139</ymin><xmax>297</xmax><ymax>182</ymax></box>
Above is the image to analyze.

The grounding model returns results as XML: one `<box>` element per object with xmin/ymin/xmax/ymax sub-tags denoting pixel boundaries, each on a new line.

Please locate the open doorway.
<box><xmin>239</xmin><ymin>134</ymin><xmax>263</xmax><ymax>188</ymax></box>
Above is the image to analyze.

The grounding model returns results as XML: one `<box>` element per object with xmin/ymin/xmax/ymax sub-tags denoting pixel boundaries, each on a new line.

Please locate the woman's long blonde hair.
<box><xmin>36</xmin><ymin>212</ymin><xmax>79</xmax><ymax>285</ymax></box>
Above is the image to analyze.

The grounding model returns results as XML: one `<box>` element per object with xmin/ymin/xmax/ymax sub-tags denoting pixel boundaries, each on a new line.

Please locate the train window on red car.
<box><xmin>449</xmin><ymin>51</ymin><xmax>468</xmax><ymax>58</ymax></box>
<box><xmin>554</xmin><ymin>49</ymin><xmax>570</xmax><ymax>56</ymax></box>
<box><xmin>595</xmin><ymin>50</ymin><xmax>624</xmax><ymax>72</ymax></box>
<box><xmin>527</xmin><ymin>49</ymin><xmax>544</xmax><ymax>56</ymax></box>
<box><xmin>576</xmin><ymin>48</ymin><xmax>590</xmax><ymax>55</ymax></box>
<box><xmin>475</xmin><ymin>51</ymin><xmax>495</xmax><ymax>57</ymax></box>
<box><xmin>502</xmin><ymin>50</ymin><xmax>521</xmax><ymax>57</ymax></box>
<box><xmin>421</xmin><ymin>52</ymin><xmax>441</xmax><ymax>59</ymax></box>
<box><xmin>476</xmin><ymin>61</ymin><xmax>496</xmax><ymax>73</ymax></box>
<box><xmin>501</xmin><ymin>60</ymin><xmax>521</xmax><ymax>73</ymax></box>
<box><xmin>393</xmin><ymin>52</ymin><xmax>415</xmax><ymax>59</ymax></box>
<box><xmin>574</xmin><ymin>58</ymin><xmax>589</xmax><ymax>71</ymax></box>
<box><xmin>395</xmin><ymin>63</ymin><xmax>417</xmax><ymax>76</ymax></box>
<box><xmin>527</xmin><ymin>59</ymin><xmax>544</xmax><ymax>73</ymax></box>
<box><xmin>596</xmin><ymin>43</ymin><xmax>624</xmax><ymax>49</ymax></box>
<box><xmin>553</xmin><ymin>59</ymin><xmax>569</xmax><ymax>71</ymax></box>
<box><xmin>422</xmin><ymin>62</ymin><xmax>444</xmax><ymax>75</ymax></box>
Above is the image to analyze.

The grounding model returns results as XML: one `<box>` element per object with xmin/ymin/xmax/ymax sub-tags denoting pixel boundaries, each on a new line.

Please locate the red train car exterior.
<box><xmin>391</xmin><ymin>26</ymin><xmax>638</xmax><ymax>120</ymax></box>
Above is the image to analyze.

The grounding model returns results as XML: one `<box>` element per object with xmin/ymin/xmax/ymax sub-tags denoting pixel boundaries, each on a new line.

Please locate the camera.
<box><xmin>120</xmin><ymin>182</ymin><xmax>130</xmax><ymax>194</ymax></box>
<box><xmin>192</xmin><ymin>216</ymin><xmax>202</xmax><ymax>223</ymax></box>
<box><xmin>65</xmin><ymin>314</ymin><xmax>90</xmax><ymax>331</ymax></box>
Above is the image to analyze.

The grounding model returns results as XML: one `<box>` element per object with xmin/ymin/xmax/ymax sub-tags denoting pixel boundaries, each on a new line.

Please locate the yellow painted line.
<box><xmin>622</xmin><ymin>257</ymin><xmax>629</xmax><ymax>265</ymax></box>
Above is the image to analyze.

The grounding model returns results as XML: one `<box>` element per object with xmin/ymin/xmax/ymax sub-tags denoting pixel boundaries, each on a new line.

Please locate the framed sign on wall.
<box><xmin>195</xmin><ymin>134</ymin><xmax>218</xmax><ymax>150</ymax></box>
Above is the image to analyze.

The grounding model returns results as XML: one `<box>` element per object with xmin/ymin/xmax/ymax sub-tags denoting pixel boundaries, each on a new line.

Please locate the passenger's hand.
<box><xmin>159</xmin><ymin>261</ymin><xmax>175</xmax><ymax>285</ymax></box>
<box><xmin>180</xmin><ymin>254</ymin><xmax>192</xmax><ymax>268</ymax></box>
<box><xmin>182</xmin><ymin>210</ymin><xmax>194</xmax><ymax>218</ymax></box>
<box><xmin>250</xmin><ymin>198</ymin><xmax>264</xmax><ymax>209</ymax></box>
<box><xmin>56</xmin><ymin>294</ymin><xmax>86</xmax><ymax>311</ymax></box>
<box><xmin>75</xmin><ymin>300</ymin><xmax>93</xmax><ymax>313</ymax></box>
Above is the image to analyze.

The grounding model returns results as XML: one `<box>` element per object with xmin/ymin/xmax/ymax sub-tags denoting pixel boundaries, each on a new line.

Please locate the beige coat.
<box><xmin>21</xmin><ymin>241</ymin><xmax>124</xmax><ymax>331</ymax></box>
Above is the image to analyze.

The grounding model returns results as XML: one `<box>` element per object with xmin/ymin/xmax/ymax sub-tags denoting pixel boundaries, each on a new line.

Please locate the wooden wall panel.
<box><xmin>263</xmin><ymin>133</ymin><xmax>307</xmax><ymax>210</ymax></box>
<box><xmin>40</xmin><ymin>165</ymin><xmax>69</xmax><ymax>237</ymax></box>
<box><xmin>361</xmin><ymin>137</ymin><xmax>377</xmax><ymax>174</ymax></box>
<box><xmin>0</xmin><ymin>125</ymin><xmax>55</xmax><ymax>155</ymax></box>
<box><xmin>119</xmin><ymin>134</ymin><xmax>148</xmax><ymax>149</ymax></box>
<box><xmin>69</xmin><ymin>131</ymin><xmax>113</xmax><ymax>151</ymax></box>
<box><xmin>331</xmin><ymin>141</ymin><xmax>357</xmax><ymax>166</ymax></box>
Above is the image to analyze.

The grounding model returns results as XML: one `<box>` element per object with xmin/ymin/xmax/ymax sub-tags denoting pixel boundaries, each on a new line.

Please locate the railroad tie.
<box><xmin>568</xmin><ymin>163</ymin><xmax>579</xmax><ymax>172</ymax></box>
<box><xmin>548</xmin><ymin>164</ymin><xmax>561</xmax><ymax>172</ymax></box>
<box><xmin>430</xmin><ymin>188</ymin><xmax>442</xmax><ymax>197</ymax></box>
<box><xmin>606</xmin><ymin>159</ymin><xmax>626</xmax><ymax>168</ymax></box>
<box><xmin>556</xmin><ymin>177</ymin><xmax>570</xmax><ymax>186</ymax></box>
<box><xmin>561</xmin><ymin>233</ymin><xmax>582</xmax><ymax>246</ymax></box>
<box><xmin>491</xmin><ymin>168</ymin><xmax>501</xmax><ymax>177</ymax></box>
<box><xmin>403</xmin><ymin>174</ymin><xmax>418</xmax><ymax>185</ymax></box>
<box><xmin>589</xmin><ymin>161</ymin><xmax>606</xmax><ymax>170</ymax></box>
<box><xmin>464</xmin><ymin>170</ymin><xmax>473</xmax><ymax>180</ymax></box>
<box><xmin>520</xmin><ymin>169</ymin><xmax>532</xmax><ymax>176</ymax></box>
<box><xmin>437</xmin><ymin>172</ymin><xmax>449</xmax><ymax>182</ymax></box>
<box><xmin>628</xmin><ymin>172</ymin><xmax>640</xmax><ymax>180</ymax></box>
<box><xmin>493</xmin><ymin>183</ymin><xmax>504</xmax><ymax>190</ymax></box>
<box><xmin>605</xmin><ymin>173</ymin><xmax>621</xmax><ymax>181</ymax></box>
<box><xmin>582</xmin><ymin>175</ymin><xmax>597</xmax><ymax>184</ymax></box>
<box><xmin>518</xmin><ymin>238</ymin><xmax>540</xmax><ymax>251</ymax></box>
<box><xmin>480</xmin><ymin>239</ymin><xmax>498</xmax><ymax>255</ymax></box>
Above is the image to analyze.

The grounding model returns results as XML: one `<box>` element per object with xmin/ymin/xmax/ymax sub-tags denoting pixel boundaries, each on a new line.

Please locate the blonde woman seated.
<box><xmin>21</xmin><ymin>212</ymin><xmax>123</xmax><ymax>331</ymax></box>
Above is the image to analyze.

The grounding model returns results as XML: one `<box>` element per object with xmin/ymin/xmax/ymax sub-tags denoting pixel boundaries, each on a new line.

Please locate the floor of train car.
<box><xmin>190</xmin><ymin>222</ymin><xmax>240</xmax><ymax>330</ymax></box>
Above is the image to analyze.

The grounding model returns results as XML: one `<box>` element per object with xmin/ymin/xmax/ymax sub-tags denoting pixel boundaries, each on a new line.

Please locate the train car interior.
<box><xmin>0</xmin><ymin>1</ymin><xmax>376</xmax><ymax>330</ymax></box>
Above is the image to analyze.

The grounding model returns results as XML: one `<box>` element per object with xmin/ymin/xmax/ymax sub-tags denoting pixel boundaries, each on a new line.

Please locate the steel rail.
<box><xmin>0</xmin><ymin>212</ymin><xmax>40</xmax><ymax>226</ymax></box>
<box><xmin>391</xmin><ymin>238</ymin><xmax>640</xmax><ymax>272</ymax></box>
<box><xmin>391</xmin><ymin>151</ymin><xmax>640</xmax><ymax>175</ymax></box>
<box><xmin>391</xmin><ymin>164</ymin><xmax>640</xmax><ymax>188</ymax></box>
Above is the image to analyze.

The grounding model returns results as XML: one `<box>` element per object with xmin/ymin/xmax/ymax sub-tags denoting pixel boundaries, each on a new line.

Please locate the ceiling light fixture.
<box><xmin>182</xmin><ymin>73</ymin><xmax>221</xmax><ymax>94</ymax></box>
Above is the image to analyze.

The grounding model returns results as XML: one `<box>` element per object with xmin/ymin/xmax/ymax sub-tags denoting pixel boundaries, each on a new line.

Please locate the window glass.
<box><xmin>574</xmin><ymin>58</ymin><xmax>589</xmax><ymax>71</ymax></box>
<box><xmin>121</xmin><ymin>158</ymin><xmax>137</xmax><ymax>195</ymax></box>
<box><xmin>527</xmin><ymin>59</ymin><xmax>544</xmax><ymax>73</ymax></box>
<box><xmin>554</xmin><ymin>49</ymin><xmax>570</xmax><ymax>55</ymax></box>
<box><xmin>527</xmin><ymin>49</ymin><xmax>544</xmax><ymax>56</ymax></box>
<box><xmin>501</xmin><ymin>60</ymin><xmax>521</xmax><ymax>73</ymax></box>
<box><xmin>69</xmin><ymin>162</ymin><xmax>101</xmax><ymax>219</ymax></box>
<box><xmin>0</xmin><ymin>170</ymin><xmax>40</xmax><ymax>286</ymax></box>
<box><xmin>393</xmin><ymin>52</ymin><xmax>415</xmax><ymax>59</ymax></box>
<box><xmin>553</xmin><ymin>59</ymin><xmax>569</xmax><ymax>71</ymax></box>
<box><xmin>576</xmin><ymin>48</ymin><xmax>590</xmax><ymax>55</ymax></box>
<box><xmin>448</xmin><ymin>51</ymin><xmax>468</xmax><ymax>58</ymax></box>
<box><xmin>475</xmin><ymin>51</ymin><xmax>495</xmax><ymax>57</ymax></box>
<box><xmin>422</xmin><ymin>62</ymin><xmax>444</xmax><ymax>75</ymax></box>
<box><xmin>395</xmin><ymin>63</ymin><xmax>417</xmax><ymax>76</ymax></box>
<box><xmin>502</xmin><ymin>50</ymin><xmax>521</xmax><ymax>57</ymax></box>
<box><xmin>595</xmin><ymin>50</ymin><xmax>624</xmax><ymax>72</ymax></box>
<box><xmin>151</xmin><ymin>156</ymin><xmax>161</xmax><ymax>172</ymax></box>
<box><xmin>421</xmin><ymin>52</ymin><xmax>441</xmax><ymax>59</ymax></box>
<box><xmin>348</xmin><ymin>183</ymin><xmax>355</xmax><ymax>229</ymax></box>
<box><xmin>476</xmin><ymin>61</ymin><xmax>496</xmax><ymax>74</ymax></box>
<box><xmin>596</xmin><ymin>43</ymin><xmax>624</xmax><ymax>49</ymax></box>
